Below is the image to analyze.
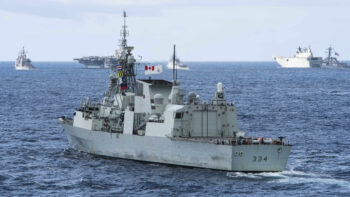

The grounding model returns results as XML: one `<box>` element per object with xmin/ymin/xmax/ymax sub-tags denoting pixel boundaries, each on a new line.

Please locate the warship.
<box><xmin>74</xmin><ymin>56</ymin><xmax>118</xmax><ymax>69</ymax></box>
<box><xmin>322</xmin><ymin>46</ymin><xmax>349</xmax><ymax>68</ymax></box>
<box><xmin>14</xmin><ymin>47</ymin><xmax>35</xmax><ymax>70</ymax></box>
<box><xmin>59</xmin><ymin>12</ymin><xmax>291</xmax><ymax>172</ymax></box>
<box><xmin>166</xmin><ymin>46</ymin><xmax>189</xmax><ymax>70</ymax></box>
<box><xmin>274</xmin><ymin>46</ymin><xmax>323</xmax><ymax>68</ymax></box>
<box><xmin>74</xmin><ymin>29</ymin><xmax>121</xmax><ymax>69</ymax></box>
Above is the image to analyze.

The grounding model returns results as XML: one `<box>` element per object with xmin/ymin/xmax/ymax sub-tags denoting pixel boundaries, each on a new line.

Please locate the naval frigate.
<box><xmin>15</xmin><ymin>47</ymin><xmax>36</xmax><ymax>70</ymax></box>
<box><xmin>59</xmin><ymin>12</ymin><xmax>291</xmax><ymax>172</ymax></box>
<box><xmin>273</xmin><ymin>46</ymin><xmax>323</xmax><ymax>68</ymax></box>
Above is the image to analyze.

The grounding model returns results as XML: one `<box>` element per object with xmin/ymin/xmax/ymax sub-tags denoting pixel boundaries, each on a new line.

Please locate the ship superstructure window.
<box><xmin>175</xmin><ymin>112</ymin><xmax>183</xmax><ymax>119</ymax></box>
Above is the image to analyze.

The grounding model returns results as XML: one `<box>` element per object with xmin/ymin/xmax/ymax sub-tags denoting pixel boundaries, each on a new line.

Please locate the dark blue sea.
<box><xmin>1</xmin><ymin>61</ymin><xmax>350</xmax><ymax>196</ymax></box>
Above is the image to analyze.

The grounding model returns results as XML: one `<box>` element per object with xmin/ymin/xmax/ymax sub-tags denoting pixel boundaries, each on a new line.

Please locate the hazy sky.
<box><xmin>0</xmin><ymin>0</ymin><xmax>349</xmax><ymax>61</ymax></box>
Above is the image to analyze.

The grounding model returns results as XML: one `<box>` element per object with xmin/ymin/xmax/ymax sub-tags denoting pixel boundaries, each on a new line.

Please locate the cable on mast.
<box><xmin>173</xmin><ymin>44</ymin><xmax>176</xmax><ymax>82</ymax></box>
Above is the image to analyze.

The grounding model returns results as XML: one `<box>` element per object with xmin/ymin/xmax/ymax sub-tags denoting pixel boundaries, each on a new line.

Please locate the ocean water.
<box><xmin>0</xmin><ymin>61</ymin><xmax>350</xmax><ymax>196</ymax></box>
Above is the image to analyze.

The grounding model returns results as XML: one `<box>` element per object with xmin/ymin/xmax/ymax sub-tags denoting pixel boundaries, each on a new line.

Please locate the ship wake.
<box><xmin>226</xmin><ymin>168</ymin><xmax>350</xmax><ymax>190</ymax></box>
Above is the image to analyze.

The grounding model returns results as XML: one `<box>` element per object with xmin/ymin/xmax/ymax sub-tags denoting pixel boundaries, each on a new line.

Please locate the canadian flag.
<box><xmin>145</xmin><ymin>65</ymin><xmax>163</xmax><ymax>75</ymax></box>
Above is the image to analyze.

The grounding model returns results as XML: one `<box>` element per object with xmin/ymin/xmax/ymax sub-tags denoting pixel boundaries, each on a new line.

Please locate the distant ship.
<box><xmin>74</xmin><ymin>56</ymin><xmax>117</xmax><ymax>69</ymax></box>
<box><xmin>273</xmin><ymin>47</ymin><xmax>323</xmax><ymax>68</ymax></box>
<box><xmin>166</xmin><ymin>46</ymin><xmax>189</xmax><ymax>70</ymax></box>
<box><xmin>15</xmin><ymin>47</ymin><xmax>36</xmax><ymax>70</ymax></box>
<box><xmin>322</xmin><ymin>46</ymin><xmax>349</xmax><ymax>68</ymax></box>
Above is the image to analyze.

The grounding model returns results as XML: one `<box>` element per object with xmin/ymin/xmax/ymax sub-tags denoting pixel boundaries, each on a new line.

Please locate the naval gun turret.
<box><xmin>212</xmin><ymin>82</ymin><xmax>226</xmax><ymax>105</ymax></box>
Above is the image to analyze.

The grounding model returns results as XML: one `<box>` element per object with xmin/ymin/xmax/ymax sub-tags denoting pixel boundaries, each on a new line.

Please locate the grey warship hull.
<box><xmin>62</xmin><ymin>123</ymin><xmax>291</xmax><ymax>172</ymax></box>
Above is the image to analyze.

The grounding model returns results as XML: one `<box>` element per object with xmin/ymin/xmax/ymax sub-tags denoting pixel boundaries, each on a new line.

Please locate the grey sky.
<box><xmin>0</xmin><ymin>0</ymin><xmax>349</xmax><ymax>61</ymax></box>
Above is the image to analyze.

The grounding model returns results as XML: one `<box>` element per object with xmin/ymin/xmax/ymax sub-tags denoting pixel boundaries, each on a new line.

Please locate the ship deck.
<box><xmin>169</xmin><ymin>136</ymin><xmax>291</xmax><ymax>146</ymax></box>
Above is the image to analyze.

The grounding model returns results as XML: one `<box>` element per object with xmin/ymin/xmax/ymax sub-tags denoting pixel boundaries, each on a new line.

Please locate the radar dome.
<box><xmin>154</xmin><ymin>94</ymin><xmax>164</xmax><ymax>105</ymax></box>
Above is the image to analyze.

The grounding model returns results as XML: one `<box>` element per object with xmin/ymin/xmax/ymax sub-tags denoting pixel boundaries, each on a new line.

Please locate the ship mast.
<box><xmin>172</xmin><ymin>44</ymin><xmax>178</xmax><ymax>83</ymax></box>
<box><xmin>120</xmin><ymin>11</ymin><xmax>128</xmax><ymax>49</ymax></box>
<box><xmin>325</xmin><ymin>45</ymin><xmax>334</xmax><ymax>66</ymax></box>
<box><xmin>109</xmin><ymin>11</ymin><xmax>136</xmax><ymax>95</ymax></box>
<box><xmin>173</xmin><ymin>45</ymin><xmax>175</xmax><ymax>82</ymax></box>
<box><xmin>21</xmin><ymin>46</ymin><xmax>26</xmax><ymax>57</ymax></box>
<box><xmin>327</xmin><ymin>45</ymin><xmax>332</xmax><ymax>60</ymax></box>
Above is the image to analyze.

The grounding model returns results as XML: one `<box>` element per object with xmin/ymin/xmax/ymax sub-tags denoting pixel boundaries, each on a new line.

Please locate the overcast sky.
<box><xmin>0</xmin><ymin>0</ymin><xmax>349</xmax><ymax>61</ymax></box>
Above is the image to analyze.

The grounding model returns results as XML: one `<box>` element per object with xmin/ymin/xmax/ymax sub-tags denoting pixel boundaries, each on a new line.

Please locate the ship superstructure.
<box><xmin>14</xmin><ymin>47</ymin><xmax>35</xmax><ymax>70</ymax></box>
<box><xmin>59</xmin><ymin>12</ymin><xmax>291</xmax><ymax>172</ymax></box>
<box><xmin>273</xmin><ymin>47</ymin><xmax>322</xmax><ymax>68</ymax></box>
<box><xmin>322</xmin><ymin>46</ymin><xmax>348</xmax><ymax>68</ymax></box>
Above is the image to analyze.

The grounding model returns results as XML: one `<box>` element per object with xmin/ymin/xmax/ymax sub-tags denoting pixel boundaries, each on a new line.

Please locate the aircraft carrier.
<box><xmin>74</xmin><ymin>56</ymin><xmax>118</xmax><ymax>69</ymax></box>
<box><xmin>273</xmin><ymin>46</ymin><xmax>322</xmax><ymax>68</ymax></box>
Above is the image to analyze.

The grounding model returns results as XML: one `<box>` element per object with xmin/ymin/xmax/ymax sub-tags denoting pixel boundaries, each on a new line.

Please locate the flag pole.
<box><xmin>173</xmin><ymin>44</ymin><xmax>176</xmax><ymax>83</ymax></box>
<box><xmin>175</xmin><ymin>45</ymin><xmax>178</xmax><ymax>81</ymax></box>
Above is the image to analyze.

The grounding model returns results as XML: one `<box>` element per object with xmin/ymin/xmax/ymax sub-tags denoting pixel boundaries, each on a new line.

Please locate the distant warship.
<box><xmin>15</xmin><ymin>47</ymin><xmax>35</xmax><ymax>70</ymax></box>
<box><xmin>74</xmin><ymin>26</ymin><xmax>120</xmax><ymax>69</ymax></box>
<box><xmin>59</xmin><ymin>12</ymin><xmax>291</xmax><ymax>172</ymax></box>
<box><xmin>273</xmin><ymin>46</ymin><xmax>323</xmax><ymax>68</ymax></box>
<box><xmin>166</xmin><ymin>46</ymin><xmax>189</xmax><ymax>70</ymax></box>
<box><xmin>74</xmin><ymin>56</ymin><xmax>108</xmax><ymax>69</ymax></box>
<box><xmin>322</xmin><ymin>46</ymin><xmax>348</xmax><ymax>68</ymax></box>
<box><xmin>74</xmin><ymin>56</ymin><xmax>118</xmax><ymax>69</ymax></box>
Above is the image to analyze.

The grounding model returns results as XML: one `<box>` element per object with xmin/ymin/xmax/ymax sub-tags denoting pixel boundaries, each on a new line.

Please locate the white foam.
<box><xmin>226</xmin><ymin>172</ymin><xmax>263</xmax><ymax>179</ymax></box>
<box><xmin>227</xmin><ymin>168</ymin><xmax>350</xmax><ymax>191</ymax></box>
<box><xmin>226</xmin><ymin>171</ymin><xmax>288</xmax><ymax>179</ymax></box>
<box><xmin>270</xmin><ymin>168</ymin><xmax>350</xmax><ymax>190</ymax></box>
<box><xmin>271</xmin><ymin>176</ymin><xmax>350</xmax><ymax>189</ymax></box>
<box><xmin>331</xmin><ymin>91</ymin><xmax>350</xmax><ymax>95</ymax></box>
<box><xmin>281</xmin><ymin>168</ymin><xmax>321</xmax><ymax>177</ymax></box>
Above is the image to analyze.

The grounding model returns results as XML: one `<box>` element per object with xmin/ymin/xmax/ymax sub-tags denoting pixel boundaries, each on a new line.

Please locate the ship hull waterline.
<box><xmin>15</xmin><ymin>67</ymin><xmax>35</xmax><ymax>70</ymax></box>
<box><xmin>81</xmin><ymin>65</ymin><xmax>107</xmax><ymax>69</ymax></box>
<box><xmin>61</xmin><ymin>123</ymin><xmax>291</xmax><ymax>172</ymax></box>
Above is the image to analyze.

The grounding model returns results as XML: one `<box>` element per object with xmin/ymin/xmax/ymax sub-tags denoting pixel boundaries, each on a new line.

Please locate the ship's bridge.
<box><xmin>295</xmin><ymin>47</ymin><xmax>313</xmax><ymax>58</ymax></box>
<box><xmin>135</xmin><ymin>79</ymin><xmax>173</xmax><ymax>114</ymax></box>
